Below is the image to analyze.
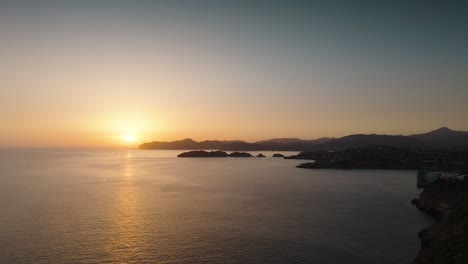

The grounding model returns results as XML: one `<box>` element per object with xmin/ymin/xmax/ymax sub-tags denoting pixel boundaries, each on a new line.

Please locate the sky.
<box><xmin>1</xmin><ymin>0</ymin><xmax>467</xmax><ymax>147</ymax></box>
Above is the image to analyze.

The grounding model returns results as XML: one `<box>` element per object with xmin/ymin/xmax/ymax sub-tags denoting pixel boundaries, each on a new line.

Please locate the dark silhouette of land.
<box><xmin>290</xmin><ymin>146</ymin><xmax>468</xmax><ymax>172</ymax></box>
<box><xmin>177</xmin><ymin>151</ymin><xmax>286</xmax><ymax>158</ymax></box>
<box><xmin>410</xmin><ymin>127</ymin><xmax>468</xmax><ymax>149</ymax></box>
<box><xmin>140</xmin><ymin>137</ymin><xmax>334</xmax><ymax>151</ymax></box>
<box><xmin>411</xmin><ymin>178</ymin><xmax>468</xmax><ymax>264</ymax></box>
<box><xmin>228</xmin><ymin>152</ymin><xmax>253</xmax><ymax>157</ymax></box>
<box><xmin>176</xmin><ymin>145</ymin><xmax>468</xmax><ymax>174</ymax></box>
<box><xmin>169</xmin><ymin>133</ymin><xmax>468</xmax><ymax>264</ymax></box>
<box><xmin>140</xmin><ymin>127</ymin><xmax>468</xmax><ymax>151</ymax></box>
<box><xmin>272</xmin><ymin>153</ymin><xmax>285</xmax><ymax>158</ymax></box>
<box><xmin>177</xmin><ymin>150</ymin><xmax>229</xmax><ymax>157</ymax></box>
<box><xmin>177</xmin><ymin>150</ymin><xmax>254</xmax><ymax>158</ymax></box>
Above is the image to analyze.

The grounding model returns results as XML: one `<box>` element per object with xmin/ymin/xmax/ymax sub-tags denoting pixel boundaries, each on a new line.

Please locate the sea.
<box><xmin>0</xmin><ymin>149</ymin><xmax>433</xmax><ymax>264</ymax></box>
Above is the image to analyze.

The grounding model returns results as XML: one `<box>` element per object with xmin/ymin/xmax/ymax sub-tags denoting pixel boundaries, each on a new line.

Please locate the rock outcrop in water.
<box><xmin>411</xmin><ymin>178</ymin><xmax>468</xmax><ymax>264</ymax></box>
<box><xmin>177</xmin><ymin>150</ymin><xmax>253</xmax><ymax>158</ymax></box>
<box><xmin>228</xmin><ymin>152</ymin><xmax>253</xmax><ymax>157</ymax></box>
<box><xmin>272</xmin><ymin>153</ymin><xmax>284</xmax><ymax>158</ymax></box>
<box><xmin>177</xmin><ymin>150</ymin><xmax>229</xmax><ymax>157</ymax></box>
<box><xmin>256</xmin><ymin>154</ymin><xmax>266</xmax><ymax>157</ymax></box>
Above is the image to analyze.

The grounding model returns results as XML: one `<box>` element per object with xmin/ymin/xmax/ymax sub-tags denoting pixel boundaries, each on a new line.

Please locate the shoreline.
<box><xmin>411</xmin><ymin>178</ymin><xmax>468</xmax><ymax>263</ymax></box>
<box><xmin>296</xmin><ymin>161</ymin><xmax>420</xmax><ymax>170</ymax></box>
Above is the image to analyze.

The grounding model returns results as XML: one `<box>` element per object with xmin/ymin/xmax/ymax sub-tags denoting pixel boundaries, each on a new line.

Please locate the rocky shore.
<box><xmin>411</xmin><ymin>178</ymin><xmax>468</xmax><ymax>264</ymax></box>
<box><xmin>296</xmin><ymin>160</ymin><xmax>419</xmax><ymax>170</ymax></box>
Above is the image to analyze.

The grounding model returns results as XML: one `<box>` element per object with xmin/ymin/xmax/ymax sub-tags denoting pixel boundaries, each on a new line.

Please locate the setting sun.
<box><xmin>1</xmin><ymin>2</ymin><xmax>467</xmax><ymax>263</ymax></box>
<box><xmin>123</xmin><ymin>134</ymin><xmax>137</xmax><ymax>143</ymax></box>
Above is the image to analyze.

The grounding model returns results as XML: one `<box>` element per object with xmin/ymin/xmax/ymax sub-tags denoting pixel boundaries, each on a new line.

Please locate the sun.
<box><xmin>123</xmin><ymin>134</ymin><xmax>137</xmax><ymax>143</ymax></box>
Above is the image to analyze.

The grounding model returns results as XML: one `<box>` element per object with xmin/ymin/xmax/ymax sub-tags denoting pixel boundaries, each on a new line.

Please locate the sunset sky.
<box><xmin>1</xmin><ymin>1</ymin><xmax>467</xmax><ymax>147</ymax></box>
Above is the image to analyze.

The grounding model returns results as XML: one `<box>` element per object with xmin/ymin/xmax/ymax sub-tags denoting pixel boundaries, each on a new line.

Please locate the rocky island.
<box><xmin>177</xmin><ymin>150</ymin><xmax>229</xmax><ymax>157</ymax></box>
<box><xmin>272</xmin><ymin>153</ymin><xmax>285</xmax><ymax>158</ymax></box>
<box><xmin>177</xmin><ymin>150</ymin><xmax>253</xmax><ymax>158</ymax></box>
<box><xmin>411</xmin><ymin>178</ymin><xmax>468</xmax><ymax>264</ymax></box>
<box><xmin>228</xmin><ymin>152</ymin><xmax>253</xmax><ymax>157</ymax></box>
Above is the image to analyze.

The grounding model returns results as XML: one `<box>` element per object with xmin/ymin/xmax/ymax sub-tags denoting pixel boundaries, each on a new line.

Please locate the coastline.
<box><xmin>172</xmin><ymin>148</ymin><xmax>468</xmax><ymax>263</ymax></box>
<box><xmin>411</xmin><ymin>178</ymin><xmax>468</xmax><ymax>264</ymax></box>
<box><xmin>296</xmin><ymin>161</ymin><xmax>419</xmax><ymax>170</ymax></box>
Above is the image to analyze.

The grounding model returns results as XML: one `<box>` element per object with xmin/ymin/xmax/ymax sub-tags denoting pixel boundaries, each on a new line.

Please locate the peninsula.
<box><xmin>291</xmin><ymin>146</ymin><xmax>468</xmax><ymax>172</ymax></box>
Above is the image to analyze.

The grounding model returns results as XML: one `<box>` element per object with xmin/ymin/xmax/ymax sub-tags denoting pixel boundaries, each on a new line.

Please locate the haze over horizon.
<box><xmin>1</xmin><ymin>1</ymin><xmax>467</xmax><ymax>147</ymax></box>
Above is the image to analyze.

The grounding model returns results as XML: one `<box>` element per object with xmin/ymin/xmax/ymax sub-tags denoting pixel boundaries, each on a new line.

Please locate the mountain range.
<box><xmin>139</xmin><ymin>127</ymin><xmax>468</xmax><ymax>151</ymax></box>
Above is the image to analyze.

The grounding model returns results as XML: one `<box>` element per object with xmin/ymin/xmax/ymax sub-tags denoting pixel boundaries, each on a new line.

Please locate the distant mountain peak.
<box><xmin>255</xmin><ymin>138</ymin><xmax>303</xmax><ymax>144</ymax></box>
<box><xmin>408</xmin><ymin>127</ymin><xmax>468</xmax><ymax>149</ymax></box>
<box><xmin>140</xmin><ymin>127</ymin><xmax>468</xmax><ymax>151</ymax></box>
<box><xmin>428</xmin><ymin>127</ymin><xmax>453</xmax><ymax>134</ymax></box>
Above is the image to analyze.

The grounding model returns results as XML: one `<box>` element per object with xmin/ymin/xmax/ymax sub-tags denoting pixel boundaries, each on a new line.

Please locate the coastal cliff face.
<box><xmin>411</xmin><ymin>179</ymin><xmax>468</xmax><ymax>264</ymax></box>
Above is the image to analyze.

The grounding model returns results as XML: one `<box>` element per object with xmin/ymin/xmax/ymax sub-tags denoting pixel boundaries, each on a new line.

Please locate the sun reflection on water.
<box><xmin>126</xmin><ymin>152</ymin><xmax>132</xmax><ymax>159</ymax></box>
<box><xmin>106</xmin><ymin>151</ymin><xmax>146</xmax><ymax>263</ymax></box>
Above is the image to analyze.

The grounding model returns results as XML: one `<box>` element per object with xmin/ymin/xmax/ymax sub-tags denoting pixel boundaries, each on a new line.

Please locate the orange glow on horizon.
<box><xmin>122</xmin><ymin>134</ymin><xmax>137</xmax><ymax>143</ymax></box>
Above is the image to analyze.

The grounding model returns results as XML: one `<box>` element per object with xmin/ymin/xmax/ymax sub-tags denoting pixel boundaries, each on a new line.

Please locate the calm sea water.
<box><xmin>0</xmin><ymin>149</ymin><xmax>432</xmax><ymax>264</ymax></box>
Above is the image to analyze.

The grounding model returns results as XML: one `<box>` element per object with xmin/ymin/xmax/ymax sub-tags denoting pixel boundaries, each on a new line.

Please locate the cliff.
<box><xmin>411</xmin><ymin>178</ymin><xmax>468</xmax><ymax>264</ymax></box>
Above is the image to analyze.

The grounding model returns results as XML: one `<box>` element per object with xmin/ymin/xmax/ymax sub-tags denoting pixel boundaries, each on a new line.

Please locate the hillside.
<box><xmin>139</xmin><ymin>128</ymin><xmax>468</xmax><ymax>151</ymax></box>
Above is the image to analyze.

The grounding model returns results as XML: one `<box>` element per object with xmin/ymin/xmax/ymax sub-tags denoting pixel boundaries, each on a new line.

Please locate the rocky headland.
<box><xmin>411</xmin><ymin>178</ymin><xmax>468</xmax><ymax>264</ymax></box>
<box><xmin>291</xmin><ymin>146</ymin><xmax>468</xmax><ymax>171</ymax></box>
